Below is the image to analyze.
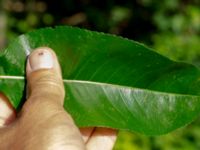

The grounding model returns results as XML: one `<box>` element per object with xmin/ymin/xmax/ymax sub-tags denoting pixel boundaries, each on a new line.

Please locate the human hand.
<box><xmin>0</xmin><ymin>47</ymin><xmax>117</xmax><ymax>150</ymax></box>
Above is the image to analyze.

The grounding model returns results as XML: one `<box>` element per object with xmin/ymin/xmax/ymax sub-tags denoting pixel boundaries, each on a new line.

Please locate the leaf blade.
<box><xmin>64</xmin><ymin>80</ymin><xmax>200</xmax><ymax>135</ymax></box>
<box><xmin>1</xmin><ymin>26</ymin><xmax>200</xmax><ymax>135</ymax></box>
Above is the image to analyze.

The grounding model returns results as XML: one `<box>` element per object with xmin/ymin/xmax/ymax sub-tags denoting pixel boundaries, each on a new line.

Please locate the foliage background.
<box><xmin>0</xmin><ymin>0</ymin><xmax>200</xmax><ymax>149</ymax></box>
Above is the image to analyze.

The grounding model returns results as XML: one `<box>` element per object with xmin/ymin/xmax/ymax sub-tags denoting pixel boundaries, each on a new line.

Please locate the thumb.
<box><xmin>19</xmin><ymin>47</ymin><xmax>85</xmax><ymax>150</ymax></box>
<box><xmin>26</xmin><ymin>47</ymin><xmax>64</xmax><ymax>105</ymax></box>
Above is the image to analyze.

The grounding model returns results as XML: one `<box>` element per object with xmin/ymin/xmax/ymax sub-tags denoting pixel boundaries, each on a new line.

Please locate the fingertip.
<box><xmin>26</xmin><ymin>47</ymin><xmax>61</xmax><ymax>77</ymax></box>
<box><xmin>0</xmin><ymin>93</ymin><xmax>16</xmax><ymax>127</ymax></box>
<box><xmin>86</xmin><ymin>128</ymin><xmax>117</xmax><ymax>150</ymax></box>
<box><xmin>25</xmin><ymin>47</ymin><xmax>65</xmax><ymax>106</ymax></box>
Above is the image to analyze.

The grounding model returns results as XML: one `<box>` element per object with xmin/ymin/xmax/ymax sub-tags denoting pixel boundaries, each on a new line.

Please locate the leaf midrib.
<box><xmin>0</xmin><ymin>75</ymin><xmax>199</xmax><ymax>98</ymax></box>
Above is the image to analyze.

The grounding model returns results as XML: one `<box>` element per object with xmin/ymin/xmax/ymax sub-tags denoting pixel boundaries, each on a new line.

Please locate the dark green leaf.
<box><xmin>1</xmin><ymin>26</ymin><xmax>200</xmax><ymax>135</ymax></box>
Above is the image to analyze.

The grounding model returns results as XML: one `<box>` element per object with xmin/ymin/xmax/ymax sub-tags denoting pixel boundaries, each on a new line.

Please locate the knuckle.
<box><xmin>28</xmin><ymin>70</ymin><xmax>65</xmax><ymax>99</ymax></box>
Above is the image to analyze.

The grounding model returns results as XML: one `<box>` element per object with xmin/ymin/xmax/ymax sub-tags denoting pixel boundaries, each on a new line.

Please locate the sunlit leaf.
<box><xmin>1</xmin><ymin>26</ymin><xmax>200</xmax><ymax>135</ymax></box>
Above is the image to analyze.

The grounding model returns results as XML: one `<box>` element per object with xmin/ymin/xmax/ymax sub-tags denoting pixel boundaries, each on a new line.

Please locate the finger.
<box><xmin>26</xmin><ymin>47</ymin><xmax>64</xmax><ymax>105</ymax></box>
<box><xmin>80</xmin><ymin>127</ymin><xmax>94</xmax><ymax>143</ymax></box>
<box><xmin>19</xmin><ymin>47</ymin><xmax>85</xmax><ymax>149</ymax></box>
<box><xmin>86</xmin><ymin>128</ymin><xmax>117</xmax><ymax>150</ymax></box>
<box><xmin>0</xmin><ymin>93</ymin><xmax>16</xmax><ymax>127</ymax></box>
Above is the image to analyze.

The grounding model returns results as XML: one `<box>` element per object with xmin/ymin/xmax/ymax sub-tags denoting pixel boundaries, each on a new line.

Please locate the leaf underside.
<box><xmin>1</xmin><ymin>26</ymin><xmax>200</xmax><ymax>135</ymax></box>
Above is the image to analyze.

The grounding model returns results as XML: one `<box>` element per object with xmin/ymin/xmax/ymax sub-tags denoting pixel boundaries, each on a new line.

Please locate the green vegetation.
<box><xmin>0</xmin><ymin>0</ymin><xmax>200</xmax><ymax>149</ymax></box>
<box><xmin>2</xmin><ymin>26</ymin><xmax>200</xmax><ymax>136</ymax></box>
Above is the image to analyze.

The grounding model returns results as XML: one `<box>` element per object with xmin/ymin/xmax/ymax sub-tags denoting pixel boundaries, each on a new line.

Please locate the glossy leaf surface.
<box><xmin>0</xmin><ymin>26</ymin><xmax>200</xmax><ymax>135</ymax></box>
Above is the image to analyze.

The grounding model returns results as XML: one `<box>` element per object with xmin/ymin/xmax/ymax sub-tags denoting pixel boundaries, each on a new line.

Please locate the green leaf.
<box><xmin>1</xmin><ymin>26</ymin><xmax>200</xmax><ymax>135</ymax></box>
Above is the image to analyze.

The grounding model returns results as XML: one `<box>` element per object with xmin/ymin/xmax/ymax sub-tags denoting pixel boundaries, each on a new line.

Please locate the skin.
<box><xmin>0</xmin><ymin>47</ymin><xmax>117</xmax><ymax>150</ymax></box>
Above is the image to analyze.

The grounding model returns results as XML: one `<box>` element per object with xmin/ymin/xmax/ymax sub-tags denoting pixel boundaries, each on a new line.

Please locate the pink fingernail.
<box><xmin>28</xmin><ymin>48</ymin><xmax>54</xmax><ymax>71</ymax></box>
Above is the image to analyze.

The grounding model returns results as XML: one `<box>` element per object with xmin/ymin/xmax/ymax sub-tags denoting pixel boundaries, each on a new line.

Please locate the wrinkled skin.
<box><xmin>0</xmin><ymin>47</ymin><xmax>117</xmax><ymax>150</ymax></box>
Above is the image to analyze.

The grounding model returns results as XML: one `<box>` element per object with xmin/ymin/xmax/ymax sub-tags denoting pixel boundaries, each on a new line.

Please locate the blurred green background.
<box><xmin>0</xmin><ymin>0</ymin><xmax>200</xmax><ymax>149</ymax></box>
